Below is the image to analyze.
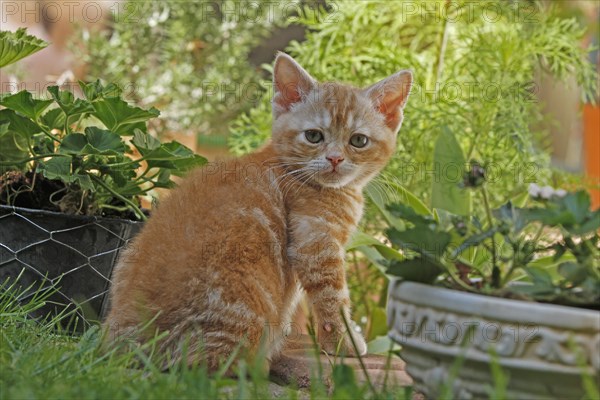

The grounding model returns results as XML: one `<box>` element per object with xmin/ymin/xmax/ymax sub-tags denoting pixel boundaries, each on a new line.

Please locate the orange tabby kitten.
<box><xmin>104</xmin><ymin>53</ymin><xmax>412</xmax><ymax>370</ymax></box>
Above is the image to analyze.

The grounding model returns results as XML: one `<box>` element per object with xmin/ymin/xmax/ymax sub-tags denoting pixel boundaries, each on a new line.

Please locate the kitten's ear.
<box><xmin>363</xmin><ymin>70</ymin><xmax>413</xmax><ymax>132</ymax></box>
<box><xmin>272</xmin><ymin>52</ymin><xmax>316</xmax><ymax>118</ymax></box>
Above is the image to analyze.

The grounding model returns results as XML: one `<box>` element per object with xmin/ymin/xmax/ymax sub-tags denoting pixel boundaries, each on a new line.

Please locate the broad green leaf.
<box><xmin>569</xmin><ymin>210</ymin><xmax>600</xmax><ymax>235</ymax></box>
<box><xmin>143</xmin><ymin>141</ymin><xmax>206</xmax><ymax>173</ymax></box>
<box><xmin>365</xmin><ymin>182</ymin><xmax>404</xmax><ymax>229</ymax></box>
<box><xmin>79</xmin><ymin>80</ymin><xmax>122</xmax><ymax>101</ymax></box>
<box><xmin>107</xmin><ymin>168</ymin><xmax>136</xmax><ymax>188</ymax></box>
<box><xmin>40</xmin><ymin>108</ymin><xmax>66</xmax><ymax>130</ymax></box>
<box><xmin>346</xmin><ymin>230</ymin><xmax>385</xmax><ymax>250</ymax></box>
<box><xmin>47</xmin><ymin>86</ymin><xmax>93</xmax><ymax>117</ymax></box>
<box><xmin>387</xmin><ymin>203</ymin><xmax>436</xmax><ymax>227</ymax></box>
<box><xmin>522</xmin><ymin>207</ymin><xmax>576</xmax><ymax>226</ymax></box>
<box><xmin>562</xmin><ymin>191</ymin><xmax>590</xmax><ymax>224</ymax></box>
<box><xmin>431</xmin><ymin>127</ymin><xmax>470</xmax><ymax>216</ymax></box>
<box><xmin>60</xmin><ymin>128</ymin><xmax>125</xmax><ymax>156</ymax></box>
<box><xmin>0</xmin><ymin>28</ymin><xmax>48</xmax><ymax>68</ymax></box>
<box><xmin>37</xmin><ymin>157</ymin><xmax>71</xmax><ymax>181</ymax></box>
<box><xmin>355</xmin><ymin>245</ymin><xmax>389</xmax><ymax>275</ymax></box>
<box><xmin>525</xmin><ymin>266</ymin><xmax>554</xmax><ymax>287</ymax></box>
<box><xmin>132</xmin><ymin>128</ymin><xmax>161</xmax><ymax>151</ymax></box>
<box><xmin>386</xmin><ymin>226</ymin><xmax>451</xmax><ymax>260</ymax></box>
<box><xmin>0</xmin><ymin>91</ymin><xmax>52</xmax><ymax>119</ymax></box>
<box><xmin>387</xmin><ymin>257</ymin><xmax>445</xmax><ymax>283</ymax></box>
<box><xmin>0</xmin><ymin>122</ymin><xmax>29</xmax><ymax>171</ymax></box>
<box><xmin>73</xmin><ymin>174</ymin><xmax>94</xmax><ymax>191</ymax></box>
<box><xmin>557</xmin><ymin>262</ymin><xmax>588</xmax><ymax>286</ymax></box>
<box><xmin>60</xmin><ymin>133</ymin><xmax>88</xmax><ymax>154</ymax></box>
<box><xmin>0</xmin><ymin>109</ymin><xmax>43</xmax><ymax>139</ymax></box>
<box><xmin>367</xmin><ymin>335</ymin><xmax>401</xmax><ymax>355</ymax></box>
<box><xmin>91</xmin><ymin>97</ymin><xmax>159</xmax><ymax>135</ymax></box>
<box><xmin>84</xmin><ymin>127</ymin><xmax>126</xmax><ymax>155</ymax></box>
<box><xmin>367</xmin><ymin>307</ymin><xmax>388</xmax><ymax>340</ymax></box>
<box><xmin>451</xmin><ymin>228</ymin><xmax>498</xmax><ymax>259</ymax></box>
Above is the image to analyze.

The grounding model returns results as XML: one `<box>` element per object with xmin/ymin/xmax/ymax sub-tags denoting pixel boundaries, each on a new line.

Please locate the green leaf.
<box><xmin>79</xmin><ymin>80</ymin><xmax>122</xmax><ymax>101</ymax></box>
<box><xmin>0</xmin><ymin>109</ymin><xmax>44</xmax><ymax>139</ymax></box>
<box><xmin>365</xmin><ymin>182</ymin><xmax>404</xmax><ymax>229</ymax></box>
<box><xmin>570</xmin><ymin>210</ymin><xmax>600</xmax><ymax>235</ymax></box>
<box><xmin>60</xmin><ymin>133</ymin><xmax>88</xmax><ymax>154</ymax></box>
<box><xmin>386</xmin><ymin>226</ymin><xmax>451</xmax><ymax>260</ymax></box>
<box><xmin>83</xmin><ymin>127</ymin><xmax>126</xmax><ymax>155</ymax></box>
<box><xmin>0</xmin><ymin>122</ymin><xmax>29</xmax><ymax>172</ymax></box>
<box><xmin>73</xmin><ymin>174</ymin><xmax>94</xmax><ymax>191</ymax></box>
<box><xmin>0</xmin><ymin>91</ymin><xmax>53</xmax><ymax>119</ymax></box>
<box><xmin>451</xmin><ymin>228</ymin><xmax>498</xmax><ymax>259</ymax></box>
<box><xmin>431</xmin><ymin>127</ymin><xmax>470</xmax><ymax>216</ymax></box>
<box><xmin>91</xmin><ymin>97</ymin><xmax>159</xmax><ymax>135</ymax></box>
<box><xmin>557</xmin><ymin>262</ymin><xmax>588</xmax><ymax>286</ymax></box>
<box><xmin>387</xmin><ymin>257</ymin><xmax>445</xmax><ymax>283</ymax></box>
<box><xmin>0</xmin><ymin>28</ymin><xmax>48</xmax><ymax>68</ymax></box>
<box><xmin>40</xmin><ymin>108</ymin><xmax>66</xmax><ymax>130</ymax></box>
<box><xmin>60</xmin><ymin>128</ymin><xmax>126</xmax><ymax>156</ymax></box>
<box><xmin>367</xmin><ymin>335</ymin><xmax>401</xmax><ymax>355</ymax></box>
<box><xmin>387</xmin><ymin>203</ymin><xmax>436</xmax><ymax>227</ymax></box>
<box><xmin>132</xmin><ymin>129</ymin><xmax>161</xmax><ymax>151</ymax></box>
<box><xmin>562</xmin><ymin>191</ymin><xmax>590</xmax><ymax>224</ymax></box>
<box><xmin>37</xmin><ymin>157</ymin><xmax>71</xmax><ymax>181</ymax></box>
<box><xmin>142</xmin><ymin>141</ymin><xmax>207</xmax><ymax>173</ymax></box>
<box><xmin>367</xmin><ymin>307</ymin><xmax>388</xmax><ymax>340</ymax></box>
<box><xmin>346</xmin><ymin>231</ymin><xmax>385</xmax><ymax>250</ymax></box>
<box><xmin>47</xmin><ymin>86</ymin><xmax>93</xmax><ymax>118</ymax></box>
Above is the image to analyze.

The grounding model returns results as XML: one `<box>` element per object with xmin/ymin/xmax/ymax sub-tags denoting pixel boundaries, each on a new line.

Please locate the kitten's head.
<box><xmin>271</xmin><ymin>52</ymin><xmax>412</xmax><ymax>189</ymax></box>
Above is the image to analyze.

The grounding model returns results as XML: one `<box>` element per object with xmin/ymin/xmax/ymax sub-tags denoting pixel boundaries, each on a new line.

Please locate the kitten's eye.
<box><xmin>349</xmin><ymin>134</ymin><xmax>369</xmax><ymax>148</ymax></box>
<box><xmin>304</xmin><ymin>129</ymin><xmax>324</xmax><ymax>144</ymax></box>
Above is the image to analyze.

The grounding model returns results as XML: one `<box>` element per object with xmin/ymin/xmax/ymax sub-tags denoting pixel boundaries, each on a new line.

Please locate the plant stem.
<box><xmin>481</xmin><ymin>186</ymin><xmax>500</xmax><ymax>288</ymax></box>
<box><xmin>435</xmin><ymin>2</ymin><xmax>451</xmax><ymax>88</ymax></box>
<box><xmin>90</xmin><ymin>175</ymin><xmax>146</xmax><ymax>221</ymax></box>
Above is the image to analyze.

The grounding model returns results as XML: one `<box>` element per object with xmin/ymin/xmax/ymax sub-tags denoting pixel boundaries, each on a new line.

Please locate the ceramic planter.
<box><xmin>387</xmin><ymin>280</ymin><xmax>600</xmax><ymax>399</ymax></box>
<box><xmin>0</xmin><ymin>205</ymin><xmax>142</xmax><ymax>330</ymax></box>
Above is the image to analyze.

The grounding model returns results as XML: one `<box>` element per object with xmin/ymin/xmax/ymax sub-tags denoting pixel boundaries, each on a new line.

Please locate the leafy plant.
<box><xmin>0</xmin><ymin>28</ymin><xmax>48</xmax><ymax>68</ymax></box>
<box><xmin>367</xmin><ymin>163</ymin><xmax>600</xmax><ymax>308</ymax></box>
<box><xmin>0</xmin><ymin>81</ymin><xmax>206</xmax><ymax>220</ymax></box>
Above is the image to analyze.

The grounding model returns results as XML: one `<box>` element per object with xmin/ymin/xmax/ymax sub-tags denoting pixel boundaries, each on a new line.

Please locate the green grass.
<box><xmin>0</xmin><ymin>276</ymin><xmax>412</xmax><ymax>400</ymax></box>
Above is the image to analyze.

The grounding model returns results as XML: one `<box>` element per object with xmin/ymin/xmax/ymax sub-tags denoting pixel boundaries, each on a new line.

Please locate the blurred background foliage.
<box><xmin>76</xmin><ymin>0</ymin><xmax>285</xmax><ymax>136</ymax></box>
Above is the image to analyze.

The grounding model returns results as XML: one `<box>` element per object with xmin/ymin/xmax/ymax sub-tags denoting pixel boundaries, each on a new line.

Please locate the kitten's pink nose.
<box><xmin>326</xmin><ymin>155</ymin><xmax>345</xmax><ymax>168</ymax></box>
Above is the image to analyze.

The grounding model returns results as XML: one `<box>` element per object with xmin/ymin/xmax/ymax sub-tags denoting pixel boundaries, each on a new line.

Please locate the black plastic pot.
<box><xmin>0</xmin><ymin>205</ymin><xmax>143</xmax><ymax>331</ymax></box>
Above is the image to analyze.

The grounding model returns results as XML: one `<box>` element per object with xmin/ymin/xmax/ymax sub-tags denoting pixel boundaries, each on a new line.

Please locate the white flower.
<box><xmin>528</xmin><ymin>183</ymin><xmax>568</xmax><ymax>199</ymax></box>
<box><xmin>528</xmin><ymin>183</ymin><xmax>541</xmax><ymax>197</ymax></box>
<box><xmin>554</xmin><ymin>189</ymin><xmax>567</xmax><ymax>198</ymax></box>
<box><xmin>540</xmin><ymin>186</ymin><xmax>555</xmax><ymax>199</ymax></box>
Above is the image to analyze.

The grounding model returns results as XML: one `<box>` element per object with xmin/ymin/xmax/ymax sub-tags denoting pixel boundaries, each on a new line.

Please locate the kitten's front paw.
<box><xmin>319</xmin><ymin>322</ymin><xmax>367</xmax><ymax>357</ymax></box>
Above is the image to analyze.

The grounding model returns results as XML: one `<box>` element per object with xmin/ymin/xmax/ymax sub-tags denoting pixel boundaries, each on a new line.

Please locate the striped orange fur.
<box><xmin>103</xmin><ymin>53</ymin><xmax>412</xmax><ymax>370</ymax></box>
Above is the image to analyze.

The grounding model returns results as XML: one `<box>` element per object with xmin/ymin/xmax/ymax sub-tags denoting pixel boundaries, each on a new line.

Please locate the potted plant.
<box><xmin>360</xmin><ymin>127</ymin><xmax>600</xmax><ymax>398</ymax></box>
<box><xmin>0</xmin><ymin>29</ymin><xmax>206</xmax><ymax>329</ymax></box>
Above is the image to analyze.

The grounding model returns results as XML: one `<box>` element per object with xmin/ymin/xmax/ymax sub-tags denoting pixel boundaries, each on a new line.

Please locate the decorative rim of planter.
<box><xmin>387</xmin><ymin>279</ymin><xmax>600</xmax><ymax>331</ymax></box>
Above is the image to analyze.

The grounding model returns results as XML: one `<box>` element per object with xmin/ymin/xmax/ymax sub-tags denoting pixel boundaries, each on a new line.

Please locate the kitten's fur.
<box><xmin>104</xmin><ymin>53</ymin><xmax>412</xmax><ymax>370</ymax></box>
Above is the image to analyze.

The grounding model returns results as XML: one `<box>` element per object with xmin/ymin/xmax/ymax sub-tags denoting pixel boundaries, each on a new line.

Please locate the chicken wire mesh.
<box><xmin>0</xmin><ymin>205</ymin><xmax>142</xmax><ymax>331</ymax></box>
